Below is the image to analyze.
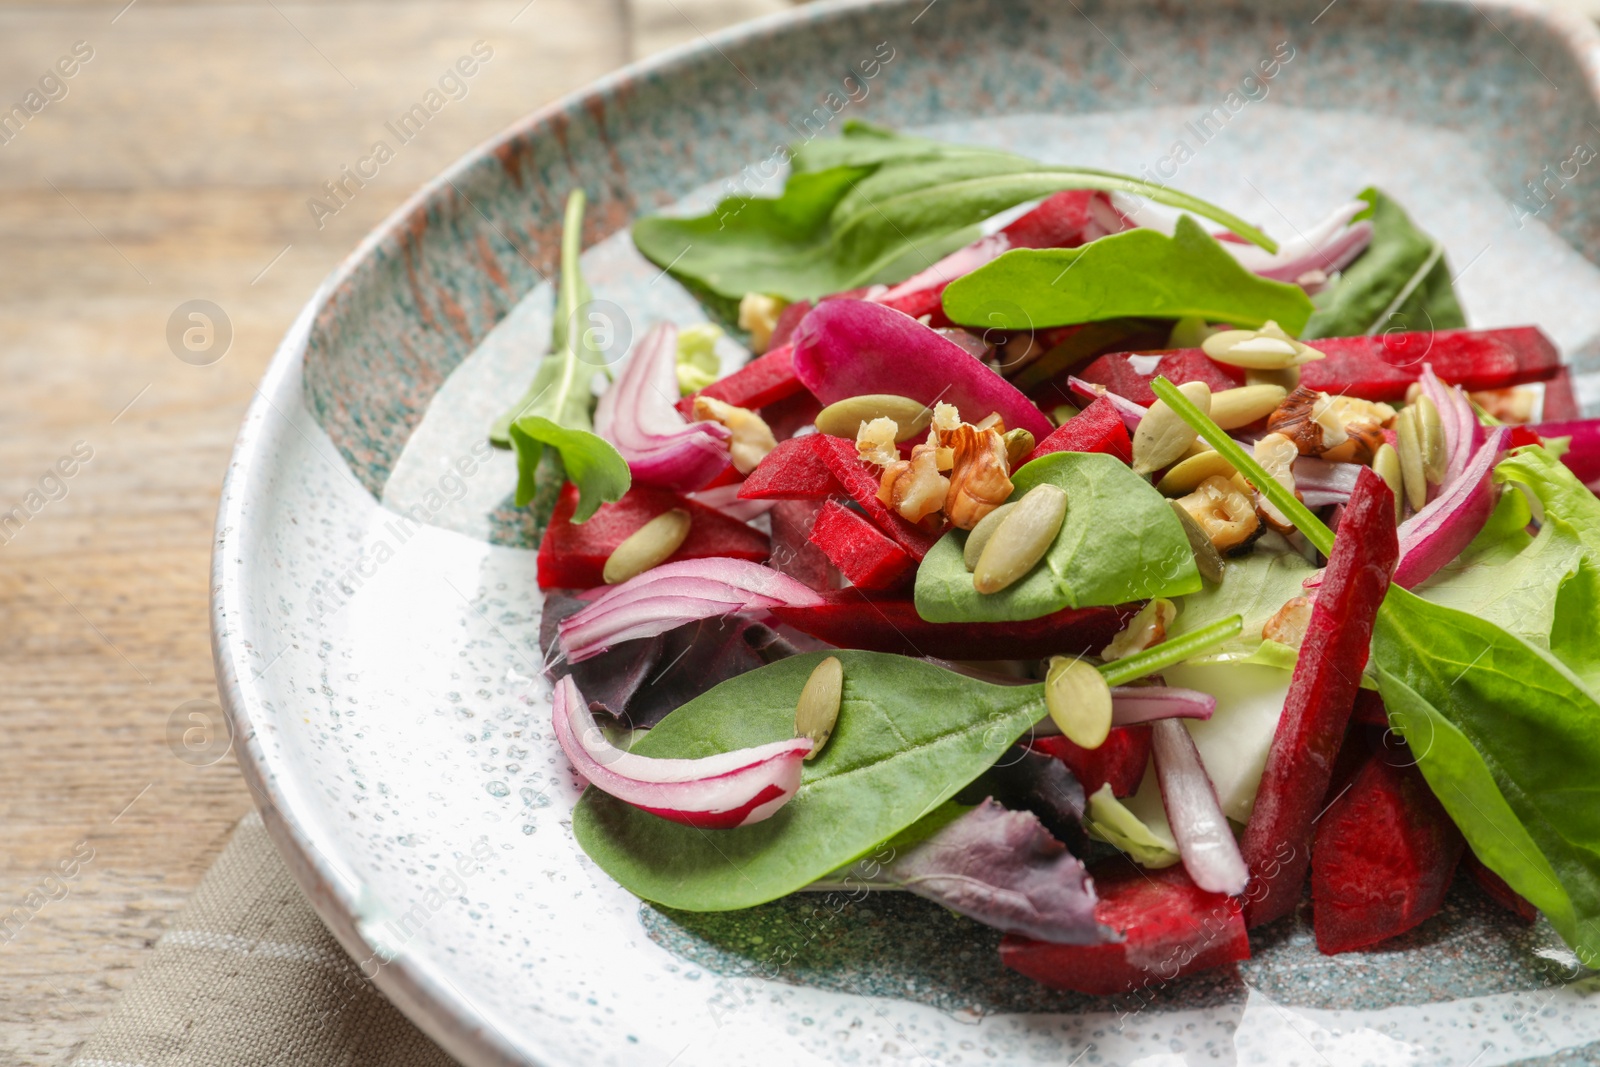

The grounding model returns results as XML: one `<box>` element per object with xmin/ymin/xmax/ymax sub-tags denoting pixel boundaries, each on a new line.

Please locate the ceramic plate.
<box><xmin>214</xmin><ymin>1</ymin><xmax>1600</xmax><ymax>1063</ymax></box>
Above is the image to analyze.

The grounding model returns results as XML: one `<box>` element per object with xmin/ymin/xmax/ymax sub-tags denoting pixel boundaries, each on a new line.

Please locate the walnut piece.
<box><xmin>692</xmin><ymin>396</ymin><xmax>777</xmax><ymax>474</ymax></box>
<box><xmin>941</xmin><ymin>423</ymin><xmax>1013</xmax><ymax>530</ymax></box>
<box><xmin>877</xmin><ymin>432</ymin><xmax>950</xmax><ymax>524</ymax></box>
<box><xmin>1175</xmin><ymin>475</ymin><xmax>1260</xmax><ymax>552</ymax></box>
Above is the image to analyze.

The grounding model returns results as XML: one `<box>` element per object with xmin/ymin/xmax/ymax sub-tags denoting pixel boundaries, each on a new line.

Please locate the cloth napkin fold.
<box><xmin>69</xmin><ymin>811</ymin><xmax>455</xmax><ymax>1067</ymax></box>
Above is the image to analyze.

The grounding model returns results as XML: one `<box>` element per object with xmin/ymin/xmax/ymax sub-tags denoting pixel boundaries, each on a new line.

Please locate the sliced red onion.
<box><xmin>1068</xmin><ymin>376</ymin><xmax>1147</xmax><ymax>432</ymax></box>
<box><xmin>878</xmin><ymin>232</ymin><xmax>1011</xmax><ymax>307</ymax></box>
<box><xmin>1301</xmin><ymin>489</ymin><xmax>1351</xmax><ymax>509</ymax></box>
<box><xmin>552</xmin><ymin>675</ymin><xmax>811</xmax><ymax>828</ymax></box>
<box><xmin>1294</xmin><ymin>456</ymin><xmax>1362</xmax><ymax>495</ymax></box>
<box><xmin>559</xmin><ymin>558</ymin><xmax>825</xmax><ymax>661</ymax></box>
<box><xmin>594</xmin><ymin>322</ymin><xmax>731</xmax><ymax>491</ymax></box>
<box><xmin>791</xmin><ymin>299</ymin><xmax>1053</xmax><ymax>439</ymax></box>
<box><xmin>1219</xmin><ymin>201</ymin><xmax>1373</xmax><ymax>285</ymax></box>
<box><xmin>685</xmin><ymin>483</ymin><xmax>776</xmax><ymax>523</ymax></box>
<box><xmin>1150</xmin><ymin>718</ymin><xmax>1249</xmax><ymax>895</ymax></box>
<box><xmin>1418</xmin><ymin>364</ymin><xmax>1481</xmax><ymax>491</ymax></box>
<box><xmin>1392</xmin><ymin>426</ymin><xmax>1510</xmax><ymax>588</ymax></box>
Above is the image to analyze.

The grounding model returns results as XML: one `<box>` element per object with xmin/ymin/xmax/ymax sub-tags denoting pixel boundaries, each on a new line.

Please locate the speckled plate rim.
<box><xmin>211</xmin><ymin>2</ymin><xmax>1600</xmax><ymax>1065</ymax></box>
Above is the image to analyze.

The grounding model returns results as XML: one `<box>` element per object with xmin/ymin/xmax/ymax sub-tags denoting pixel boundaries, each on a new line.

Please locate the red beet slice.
<box><xmin>1311</xmin><ymin>755</ymin><xmax>1465</xmax><ymax>954</ymax></box>
<box><xmin>807</xmin><ymin>499</ymin><xmax>916</xmax><ymax>592</ymax></box>
<box><xmin>1078</xmin><ymin>350</ymin><xmax>1245</xmax><ymax>407</ymax></box>
<box><xmin>1000</xmin><ymin>862</ymin><xmax>1249</xmax><ymax>995</ymax></box>
<box><xmin>1465</xmin><ymin>852</ymin><xmax>1539</xmax><ymax>923</ymax></box>
<box><xmin>1542</xmin><ymin>366</ymin><xmax>1581</xmax><ymax>422</ymax></box>
<box><xmin>768</xmin><ymin>499</ymin><xmax>834</xmax><ymax>592</ymax></box>
<box><xmin>1299</xmin><ymin>327</ymin><xmax>1560</xmax><ymax>400</ymax></box>
<box><xmin>676</xmin><ymin>343</ymin><xmax>804</xmax><ymax>419</ymax></box>
<box><xmin>1024</xmin><ymin>396</ymin><xmax>1134</xmax><ymax>465</ymax></box>
<box><xmin>536</xmin><ymin>483</ymin><xmax>769</xmax><ymax>590</ymax></box>
<box><xmin>1239</xmin><ymin>468</ymin><xmax>1399</xmax><ymax>928</ymax></box>
<box><xmin>1030</xmin><ymin>726</ymin><xmax>1152</xmax><ymax>798</ymax></box>
<box><xmin>1351</xmin><ymin>689</ymin><xmax>1389</xmax><ymax>728</ymax></box>
<box><xmin>770</xmin><ymin>592</ymin><xmax>1135</xmax><ymax>659</ymax></box>
<box><xmin>737</xmin><ymin>434</ymin><xmax>843</xmax><ymax>499</ymax></box>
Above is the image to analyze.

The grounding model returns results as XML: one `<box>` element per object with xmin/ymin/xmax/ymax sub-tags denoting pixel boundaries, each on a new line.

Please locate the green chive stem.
<box><xmin>1098</xmin><ymin>614</ymin><xmax>1244</xmax><ymax>687</ymax></box>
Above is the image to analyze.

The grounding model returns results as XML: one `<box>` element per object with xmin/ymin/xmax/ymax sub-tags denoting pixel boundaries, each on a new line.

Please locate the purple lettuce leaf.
<box><xmin>955</xmin><ymin>745</ymin><xmax>1087</xmax><ymax>853</ymax></box>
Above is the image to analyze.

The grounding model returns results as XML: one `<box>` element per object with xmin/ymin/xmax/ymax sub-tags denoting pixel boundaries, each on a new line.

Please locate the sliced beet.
<box><xmin>1000</xmin><ymin>862</ymin><xmax>1249</xmax><ymax>995</ymax></box>
<box><xmin>768</xmin><ymin>498</ymin><xmax>834</xmax><ymax>592</ymax></box>
<box><xmin>807</xmin><ymin>499</ymin><xmax>916</xmax><ymax>592</ymax></box>
<box><xmin>760</xmin><ymin>389</ymin><xmax>824</xmax><ymax>443</ymax></box>
<box><xmin>676</xmin><ymin>343</ymin><xmax>804</xmax><ymax>419</ymax></box>
<box><xmin>1311</xmin><ymin>755</ymin><xmax>1465</xmax><ymax>954</ymax></box>
<box><xmin>1024</xmin><ymin>396</ymin><xmax>1134</xmax><ymax>465</ymax></box>
<box><xmin>737</xmin><ymin>434</ymin><xmax>842</xmax><ymax>499</ymax></box>
<box><xmin>770</xmin><ymin>591</ymin><xmax>1135</xmax><ymax>659</ymax></box>
<box><xmin>1351</xmin><ymin>689</ymin><xmax>1389</xmax><ymax>728</ymax></box>
<box><xmin>535</xmin><ymin>483</ymin><xmax>769</xmax><ymax>590</ymax></box>
<box><xmin>1464</xmin><ymin>852</ymin><xmax>1539</xmax><ymax>923</ymax></box>
<box><xmin>1030</xmin><ymin>727</ymin><xmax>1152</xmax><ymax>798</ymax></box>
<box><xmin>1239</xmin><ymin>469</ymin><xmax>1399</xmax><ymax>928</ymax></box>
<box><xmin>1078</xmin><ymin>350</ymin><xmax>1244</xmax><ymax>407</ymax></box>
<box><xmin>1299</xmin><ymin>327</ymin><xmax>1560</xmax><ymax>400</ymax></box>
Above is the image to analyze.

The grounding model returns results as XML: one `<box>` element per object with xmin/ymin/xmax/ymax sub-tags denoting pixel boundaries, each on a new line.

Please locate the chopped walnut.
<box><xmin>931</xmin><ymin>401</ymin><xmax>962</xmax><ymax>434</ymax></box>
<box><xmin>1263</xmin><ymin>595</ymin><xmax>1315</xmax><ymax>649</ymax></box>
<box><xmin>1321</xmin><ymin>394</ymin><xmax>1397</xmax><ymax>429</ymax></box>
<box><xmin>1176</xmin><ymin>475</ymin><xmax>1260</xmax><ymax>552</ymax></box>
<box><xmin>856</xmin><ymin>417</ymin><xmax>901</xmax><ymax>467</ymax></box>
<box><xmin>737</xmin><ymin>293</ymin><xmax>788</xmax><ymax>354</ymax></box>
<box><xmin>1101</xmin><ymin>598</ymin><xmax>1176</xmax><ymax>661</ymax></box>
<box><xmin>877</xmin><ymin>433</ymin><xmax>949</xmax><ymax>523</ymax></box>
<box><xmin>941</xmin><ymin>423</ymin><xmax>1013</xmax><ymax>529</ymax></box>
<box><xmin>1471</xmin><ymin>387</ymin><xmax>1539</xmax><ymax>425</ymax></box>
<box><xmin>693</xmin><ymin>395</ymin><xmax>777</xmax><ymax>474</ymax></box>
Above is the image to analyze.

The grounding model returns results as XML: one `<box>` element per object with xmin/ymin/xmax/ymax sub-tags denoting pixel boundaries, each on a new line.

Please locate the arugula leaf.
<box><xmin>1167</xmin><ymin>548</ymin><xmax>1318</xmax><ymax>661</ymax></box>
<box><xmin>1371</xmin><ymin>585</ymin><xmax>1600</xmax><ymax>964</ymax></box>
<box><xmin>571</xmin><ymin>651</ymin><xmax>1050</xmax><ymax>911</ymax></box>
<box><xmin>632</xmin><ymin>125</ymin><xmax>1277</xmax><ymax>320</ymax></box>
<box><xmin>913</xmin><ymin>451</ymin><xmax>1200</xmax><ymax>624</ymax></box>
<box><xmin>1301</xmin><ymin>187</ymin><xmax>1466</xmax><ymax>339</ymax></box>
<box><xmin>942</xmin><ymin>216</ymin><xmax>1316</xmax><ymax>334</ymax></box>
<box><xmin>492</xmin><ymin>190</ymin><xmax>630</xmax><ymax>524</ymax></box>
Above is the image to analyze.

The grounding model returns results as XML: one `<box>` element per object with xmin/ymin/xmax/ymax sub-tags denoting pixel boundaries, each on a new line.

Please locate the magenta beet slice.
<box><xmin>676</xmin><ymin>343</ymin><xmax>804</xmax><ymax>420</ymax></box>
<box><xmin>1311</xmin><ymin>755</ymin><xmax>1465</xmax><ymax>954</ymax></box>
<box><xmin>768</xmin><ymin>499</ymin><xmax>834</xmax><ymax>592</ymax></box>
<box><xmin>1464</xmin><ymin>852</ymin><xmax>1539</xmax><ymax>923</ymax></box>
<box><xmin>1030</xmin><ymin>727</ymin><xmax>1151</xmax><ymax>798</ymax></box>
<box><xmin>1000</xmin><ymin>863</ymin><xmax>1249</xmax><ymax>995</ymax></box>
<box><xmin>1024</xmin><ymin>396</ymin><xmax>1133</xmax><ymax>465</ymax></box>
<box><xmin>1078</xmin><ymin>350</ymin><xmax>1244</xmax><ymax>407</ymax></box>
<box><xmin>536</xmin><ymin>483</ymin><xmax>769</xmax><ymax>590</ymax></box>
<box><xmin>770</xmin><ymin>592</ymin><xmax>1134</xmax><ymax>659</ymax></box>
<box><xmin>807</xmin><ymin>499</ymin><xmax>915</xmax><ymax>592</ymax></box>
<box><xmin>1239</xmin><ymin>468</ymin><xmax>1399</xmax><ymax>928</ymax></box>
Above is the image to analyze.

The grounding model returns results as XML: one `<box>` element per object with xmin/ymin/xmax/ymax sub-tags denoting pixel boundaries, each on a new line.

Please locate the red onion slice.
<box><xmin>552</xmin><ymin>675</ymin><xmax>811</xmax><ymax>828</ymax></box>
<box><xmin>594</xmin><ymin>323</ymin><xmax>731</xmax><ymax>491</ymax></box>
<box><xmin>1151</xmin><ymin>718</ymin><xmax>1249</xmax><ymax>895</ymax></box>
<box><xmin>1294</xmin><ymin>456</ymin><xmax>1362</xmax><ymax>495</ymax></box>
<box><xmin>559</xmin><ymin>558</ymin><xmax>825</xmax><ymax>661</ymax></box>
<box><xmin>1068</xmin><ymin>377</ymin><xmax>1147</xmax><ymax>432</ymax></box>
<box><xmin>1027</xmin><ymin>686</ymin><xmax>1216</xmax><ymax>735</ymax></box>
<box><xmin>1392</xmin><ymin>426</ymin><xmax>1510</xmax><ymax>588</ymax></box>
<box><xmin>685</xmin><ymin>483</ymin><xmax>776</xmax><ymax>523</ymax></box>
<box><xmin>1418</xmin><ymin>364</ymin><xmax>1480</xmax><ymax>490</ymax></box>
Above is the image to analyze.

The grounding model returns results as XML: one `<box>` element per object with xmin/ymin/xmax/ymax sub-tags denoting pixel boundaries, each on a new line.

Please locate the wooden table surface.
<box><xmin>0</xmin><ymin>2</ymin><xmax>807</xmax><ymax>1060</ymax></box>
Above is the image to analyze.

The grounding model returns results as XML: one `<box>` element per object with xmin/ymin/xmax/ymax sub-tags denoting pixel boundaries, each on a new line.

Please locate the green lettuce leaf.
<box><xmin>674</xmin><ymin>324</ymin><xmax>722</xmax><ymax>394</ymax></box>
<box><xmin>571</xmin><ymin>651</ymin><xmax>1050</xmax><ymax>911</ymax></box>
<box><xmin>941</xmin><ymin>215</ymin><xmax>1316</xmax><ymax>334</ymax></box>
<box><xmin>1086</xmin><ymin>783</ymin><xmax>1180</xmax><ymax>868</ymax></box>
<box><xmin>913</xmin><ymin>451</ymin><xmax>1200</xmax><ymax>624</ymax></box>
<box><xmin>1372</xmin><ymin>585</ymin><xmax>1600</xmax><ymax>965</ymax></box>
<box><xmin>1302</xmin><ymin>187</ymin><xmax>1466</xmax><ymax>339</ymax></box>
<box><xmin>1166</xmin><ymin>547</ymin><xmax>1317</xmax><ymax>662</ymax></box>
<box><xmin>632</xmin><ymin>123</ymin><xmax>1277</xmax><ymax>321</ymax></box>
<box><xmin>492</xmin><ymin>190</ymin><xmax>629</xmax><ymax>524</ymax></box>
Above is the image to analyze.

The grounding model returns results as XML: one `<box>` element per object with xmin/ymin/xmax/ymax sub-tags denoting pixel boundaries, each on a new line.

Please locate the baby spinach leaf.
<box><xmin>1167</xmin><ymin>548</ymin><xmax>1318</xmax><ymax>661</ymax></box>
<box><xmin>1302</xmin><ymin>187</ymin><xmax>1466</xmax><ymax>339</ymax></box>
<box><xmin>913</xmin><ymin>451</ymin><xmax>1200</xmax><ymax>624</ymax></box>
<box><xmin>571</xmin><ymin>651</ymin><xmax>1050</xmax><ymax>911</ymax></box>
<box><xmin>942</xmin><ymin>216</ymin><xmax>1315</xmax><ymax>334</ymax></box>
<box><xmin>632</xmin><ymin>125</ymin><xmax>1276</xmax><ymax>320</ymax></box>
<box><xmin>1371</xmin><ymin>585</ymin><xmax>1600</xmax><ymax>966</ymax></box>
<box><xmin>494</xmin><ymin>190</ymin><xmax>630</xmax><ymax>524</ymax></box>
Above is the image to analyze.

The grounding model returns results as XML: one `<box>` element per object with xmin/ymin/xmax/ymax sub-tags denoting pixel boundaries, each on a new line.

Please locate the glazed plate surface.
<box><xmin>214</xmin><ymin>1</ymin><xmax>1600</xmax><ymax>1063</ymax></box>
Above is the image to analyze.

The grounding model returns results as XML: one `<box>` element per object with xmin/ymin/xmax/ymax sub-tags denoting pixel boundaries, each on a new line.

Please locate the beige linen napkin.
<box><xmin>69</xmin><ymin>812</ymin><xmax>455</xmax><ymax>1067</ymax></box>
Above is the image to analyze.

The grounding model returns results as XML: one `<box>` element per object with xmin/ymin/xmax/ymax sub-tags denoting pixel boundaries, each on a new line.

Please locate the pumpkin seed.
<box><xmin>1393</xmin><ymin>406</ymin><xmax>1428</xmax><ymax>512</ymax></box>
<box><xmin>1210</xmin><ymin>384</ymin><xmax>1288</xmax><ymax>430</ymax></box>
<box><xmin>1051</xmin><ymin>403</ymin><xmax>1080</xmax><ymax>425</ymax></box>
<box><xmin>602</xmin><ymin>509</ymin><xmax>691</xmax><ymax>585</ymax></box>
<box><xmin>1132</xmin><ymin>381</ymin><xmax>1212</xmax><ymax>474</ymax></box>
<box><xmin>1169</xmin><ymin>500</ymin><xmax>1227</xmax><ymax>583</ymax></box>
<box><xmin>1372</xmin><ymin>443</ymin><xmax>1404</xmax><ymax>522</ymax></box>
<box><xmin>794</xmin><ymin>656</ymin><xmax>843</xmax><ymax>759</ymax></box>
<box><xmin>1245</xmin><ymin>365</ymin><xmax>1302</xmax><ymax>391</ymax></box>
<box><xmin>1202</xmin><ymin>321</ymin><xmax>1326</xmax><ymax>369</ymax></box>
<box><xmin>963</xmin><ymin>501</ymin><xmax>1016</xmax><ymax>571</ymax></box>
<box><xmin>1415</xmin><ymin>395</ymin><xmax>1446</xmax><ymax>484</ymax></box>
<box><xmin>1156</xmin><ymin>450</ymin><xmax>1238</xmax><ymax>497</ymax></box>
<box><xmin>814</xmin><ymin>393</ymin><xmax>933</xmax><ymax>442</ymax></box>
<box><xmin>973</xmin><ymin>484</ymin><xmax>1067</xmax><ymax>594</ymax></box>
<box><xmin>1045</xmin><ymin>655</ymin><xmax>1113</xmax><ymax>749</ymax></box>
<box><xmin>1002</xmin><ymin>428</ymin><xmax>1035</xmax><ymax>467</ymax></box>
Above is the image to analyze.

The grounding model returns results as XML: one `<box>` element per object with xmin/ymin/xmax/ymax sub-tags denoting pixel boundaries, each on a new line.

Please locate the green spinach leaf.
<box><xmin>571</xmin><ymin>651</ymin><xmax>1048</xmax><ymax>911</ymax></box>
<box><xmin>913</xmin><ymin>451</ymin><xmax>1200</xmax><ymax>623</ymax></box>
<box><xmin>942</xmin><ymin>215</ymin><xmax>1315</xmax><ymax>334</ymax></box>
<box><xmin>492</xmin><ymin>190</ymin><xmax>630</xmax><ymax>524</ymax></box>
<box><xmin>632</xmin><ymin>125</ymin><xmax>1276</xmax><ymax>320</ymax></box>
<box><xmin>1302</xmin><ymin>187</ymin><xmax>1466</xmax><ymax>339</ymax></box>
<box><xmin>1372</xmin><ymin>585</ymin><xmax>1600</xmax><ymax>964</ymax></box>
